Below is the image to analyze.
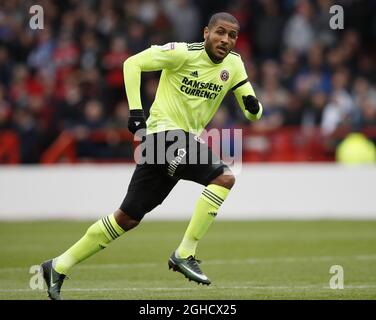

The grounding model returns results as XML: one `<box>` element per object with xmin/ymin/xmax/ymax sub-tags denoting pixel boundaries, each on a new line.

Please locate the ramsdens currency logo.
<box><xmin>180</xmin><ymin>77</ymin><xmax>223</xmax><ymax>100</ymax></box>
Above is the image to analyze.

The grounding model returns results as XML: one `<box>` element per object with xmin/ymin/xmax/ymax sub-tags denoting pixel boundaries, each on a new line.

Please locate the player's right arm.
<box><xmin>123</xmin><ymin>42</ymin><xmax>187</xmax><ymax>112</ymax></box>
<box><xmin>123</xmin><ymin>43</ymin><xmax>187</xmax><ymax>135</ymax></box>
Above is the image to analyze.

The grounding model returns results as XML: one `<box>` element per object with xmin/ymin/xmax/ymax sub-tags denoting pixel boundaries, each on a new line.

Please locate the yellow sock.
<box><xmin>54</xmin><ymin>214</ymin><xmax>125</xmax><ymax>275</ymax></box>
<box><xmin>177</xmin><ymin>184</ymin><xmax>230</xmax><ymax>258</ymax></box>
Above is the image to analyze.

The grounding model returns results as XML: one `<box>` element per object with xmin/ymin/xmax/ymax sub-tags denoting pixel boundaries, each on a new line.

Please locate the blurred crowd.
<box><xmin>0</xmin><ymin>0</ymin><xmax>375</xmax><ymax>163</ymax></box>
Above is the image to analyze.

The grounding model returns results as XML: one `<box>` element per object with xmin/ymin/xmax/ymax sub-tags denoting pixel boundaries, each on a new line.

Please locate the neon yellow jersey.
<box><xmin>123</xmin><ymin>42</ymin><xmax>262</xmax><ymax>135</ymax></box>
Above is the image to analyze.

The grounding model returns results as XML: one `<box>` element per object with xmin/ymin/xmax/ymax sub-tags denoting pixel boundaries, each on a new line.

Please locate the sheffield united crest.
<box><xmin>220</xmin><ymin>70</ymin><xmax>229</xmax><ymax>81</ymax></box>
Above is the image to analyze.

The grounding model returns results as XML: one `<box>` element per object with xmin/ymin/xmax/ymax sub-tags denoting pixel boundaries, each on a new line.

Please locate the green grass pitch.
<box><xmin>0</xmin><ymin>220</ymin><xmax>375</xmax><ymax>300</ymax></box>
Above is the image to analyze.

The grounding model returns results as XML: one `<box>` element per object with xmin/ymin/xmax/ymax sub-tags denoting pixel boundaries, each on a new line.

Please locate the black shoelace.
<box><xmin>187</xmin><ymin>256</ymin><xmax>203</xmax><ymax>274</ymax></box>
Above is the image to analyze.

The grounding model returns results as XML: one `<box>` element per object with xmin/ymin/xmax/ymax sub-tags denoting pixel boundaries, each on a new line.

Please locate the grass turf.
<box><xmin>0</xmin><ymin>220</ymin><xmax>375</xmax><ymax>300</ymax></box>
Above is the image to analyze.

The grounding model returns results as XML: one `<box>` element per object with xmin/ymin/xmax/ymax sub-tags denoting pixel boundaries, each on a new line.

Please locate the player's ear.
<box><xmin>203</xmin><ymin>26</ymin><xmax>209</xmax><ymax>40</ymax></box>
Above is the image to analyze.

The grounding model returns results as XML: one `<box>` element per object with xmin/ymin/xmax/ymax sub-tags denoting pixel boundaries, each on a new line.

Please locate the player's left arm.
<box><xmin>231</xmin><ymin>59</ymin><xmax>263</xmax><ymax>121</ymax></box>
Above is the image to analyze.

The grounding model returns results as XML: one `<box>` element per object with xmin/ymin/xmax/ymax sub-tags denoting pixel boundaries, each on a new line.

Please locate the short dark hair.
<box><xmin>208</xmin><ymin>12</ymin><xmax>239</xmax><ymax>29</ymax></box>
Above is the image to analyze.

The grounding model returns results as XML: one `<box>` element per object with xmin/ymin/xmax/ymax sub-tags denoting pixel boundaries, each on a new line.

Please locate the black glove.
<box><xmin>128</xmin><ymin>109</ymin><xmax>146</xmax><ymax>135</ymax></box>
<box><xmin>242</xmin><ymin>95</ymin><xmax>260</xmax><ymax>114</ymax></box>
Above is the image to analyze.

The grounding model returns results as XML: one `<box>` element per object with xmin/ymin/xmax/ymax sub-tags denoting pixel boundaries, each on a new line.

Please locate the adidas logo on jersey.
<box><xmin>190</xmin><ymin>71</ymin><xmax>199</xmax><ymax>78</ymax></box>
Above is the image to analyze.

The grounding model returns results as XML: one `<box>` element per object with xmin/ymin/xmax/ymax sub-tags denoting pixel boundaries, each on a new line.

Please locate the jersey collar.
<box><xmin>203</xmin><ymin>45</ymin><xmax>224</xmax><ymax>65</ymax></box>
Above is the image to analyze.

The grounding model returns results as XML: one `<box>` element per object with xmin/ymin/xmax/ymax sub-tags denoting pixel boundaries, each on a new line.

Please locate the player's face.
<box><xmin>204</xmin><ymin>20</ymin><xmax>239</xmax><ymax>62</ymax></box>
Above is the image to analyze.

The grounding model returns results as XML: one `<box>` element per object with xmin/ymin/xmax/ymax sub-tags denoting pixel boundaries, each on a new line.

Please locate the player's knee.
<box><xmin>222</xmin><ymin>173</ymin><xmax>236</xmax><ymax>189</ymax></box>
<box><xmin>210</xmin><ymin>172</ymin><xmax>235</xmax><ymax>189</ymax></box>
<box><xmin>114</xmin><ymin>209</ymin><xmax>140</xmax><ymax>231</ymax></box>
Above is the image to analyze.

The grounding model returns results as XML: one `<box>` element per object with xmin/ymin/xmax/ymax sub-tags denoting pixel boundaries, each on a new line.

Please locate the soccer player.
<box><xmin>41</xmin><ymin>12</ymin><xmax>262</xmax><ymax>300</ymax></box>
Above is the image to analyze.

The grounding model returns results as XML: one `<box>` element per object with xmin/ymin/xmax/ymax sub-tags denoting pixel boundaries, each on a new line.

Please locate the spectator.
<box><xmin>74</xmin><ymin>99</ymin><xmax>108</xmax><ymax>158</ymax></box>
<box><xmin>12</xmin><ymin>107</ymin><xmax>40</xmax><ymax>163</ymax></box>
<box><xmin>352</xmin><ymin>77</ymin><xmax>376</xmax><ymax>110</ymax></box>
<box><xmin>79</xmin><ymin>30</ymin><xmax>101</xmax><ymax>70</ymax></box>
<box><xmin>102</xmin><ymin>36</ymin><xmax>131</xmax><ymax>107</ymax></box>
<box><xmin>53</xmin><ymin>32</ymin><xmax>79</xmax><ymax>73</ymax></box>
<box><xmin>106</xmin><ymin>101</ymin><xmax>134</xmax><ymax>159</ymax></box>
<box><xmin>359</xmin><ymin>98</ymin><xmax>376</xmax><ymax>128</ymax></box>
<box><xmin>283</xmin><ymin>93</ymin><xmax>304</xmax><ymax>126</ymax></box>
<box><xmin>81</xmin><ymin>99</ymin><xmax>106</xmax><ymax>129</ymax></box>
<box><xmin>97</xmin><ymin>5</ymin><xmax>119</xmax><ymax>38</ymax></box>
<box><xmin>283</xmin><ymin>0</ymin><xmax>315</xmax><ymax>55</ymax></box>
<box><xmin>56</xmin><ymin>74</ymin><xmax>84</xmax><ymax>128</ymax></box>
<box><xmin>9</xmin><ymin>65</ymin><xmax>30</xmax><ymax>108</ymax></box>
<box><xmin>163</xmin><ymin>0</ymin><xmax>201</xmax><ymax>42</ymax></box>
<box><xmin>280</xmin><ymin>47</ymin><xmax>299</xmax><ymax>91</ymax></box>
<box><xmin>0</xmin><ymin>46</ymin><xmax>13</xmax><ymax>88</ymax></box>
<box><xmin>126</xmin><ymin>20</ymin><xmax>149</xmax><ymax>53</ymax></box>
<box><xmin>258</xmin><ymin>60</ymin><xmax>289</xmax><ymax>130</ymax></box>
<box><xmin>107</xmin><ymin>101</ymin><xmax>129</xmax><ymax>129</ymax></box>
<box><xmin>254</xmin><ymin>0</ymin><xmax>285</xmax><ymax>59</ymax></box>
<box><xmin>313</xmin><ymin>0</ymin><xmax>337</xmax><ymax>48</ymax></box>
<box><xmin>294</xmin><ymin>43</ymin><xmax>331</xmax><ymax>97</ymax></box>
<box><xmin>302</xmin><ymin>89</ymin><xmax>327</xmax><ymax>128</ymax></box>
<box><xmin>321</xmin><ymin>68</ymin><xmax>355</xmax><ymax>135</ymax></box>
<box><xmin>138</xmin><ymin>0</ymin><xmax>160</xmax><ymax>26</ymax></box>
<box><xmin>0</xmin><ymin>86</ymin><xmax>11</xmax><ymax>130</ymax></box>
